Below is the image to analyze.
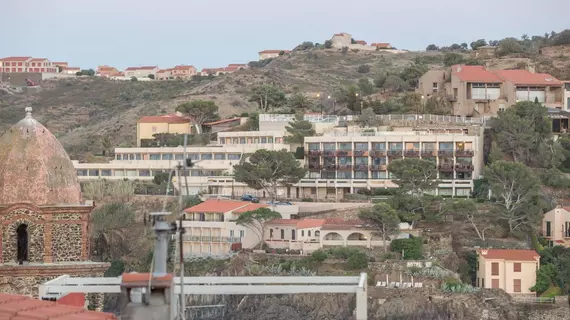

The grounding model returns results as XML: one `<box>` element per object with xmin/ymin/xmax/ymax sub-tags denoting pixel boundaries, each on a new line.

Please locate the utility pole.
<box><xmin>183</xmin><ymin>134</ymin><xmax>190</xmax><ymax>197</ymax></box>
<box><xmin>178</xmin><ymin>215</ymin><xmax>186</xmax><ymax>320</ymax></box>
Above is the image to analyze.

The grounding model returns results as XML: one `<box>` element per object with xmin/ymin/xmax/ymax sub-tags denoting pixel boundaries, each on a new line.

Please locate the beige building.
<box><xmin>96</xmin><ymin>65</ymin><xmax>121</xmax><ymax>77</ymax></box>
<box><xmin>156</xmin><ymin>68</ymin><xmax>173</xmax><ymax>80</ymax></box>
<box><xmin>564</xmin><ymin>81</ymin><xmax>570</xmax><ymax>110</ymax></box>
<box><xmin>258</xmin><ymin>50</ymin><xmax>291</xmax><ymax>60</ymax></box>
<box><xmin>171</xmin><ymin>65</ymin><xmax>197</xmax><ymax>79</ymax></box>
<box><xmin>136</xmin><ymin>114</ymin><xmax>191</xmax><ymax>146</ymax></box>
<box><xmin>543</xmin><ymin>206</ymin><xmax>570</xmax><ymax>247</ymax></box>
<box><xmin>303</xmin><ymin>128</ymin><xmax>484</xmax><ymax>198</ymax></box>
<box><xmin>61</xmin><ymin>67</ymin><xmax>80</xmax><ymax>75</ymax></box>
<box><xmin>418</xmin><ymin>65</ymin><xmax>564</xmax><ymax>116</ymax></box>
<box><xmin>0</xmin><ymin>56</ymin><xmax>58</xmax><ymax>73</ymax></box>
<box><xmin>476</xmin><ymin>249</ymin><xmax>539</xmax><ymax>295</ymax></box>
<box><xmin>330</xmin><ymin>33</ymin><xmax>352</xmax><ymax>48</ymax></box>
<box><xmin>124</xmin><ymin>66</ymin><xmax>158</xmax><ymax>79</ymax></box>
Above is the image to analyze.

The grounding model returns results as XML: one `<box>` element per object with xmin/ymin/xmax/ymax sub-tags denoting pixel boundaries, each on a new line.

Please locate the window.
<box><xmin>135</xmin><ymin>153</ymin><xmax>142</xmax><ymax>160</ymax></box>
<box><xmin>372</xmin><ymin>142</ymin><xmax>386</xmax><ymax>150</ymax></box>
<box><xmin>17</xmin><ymin>224</ymin><xmax>28</xmax><ymax>262</ymax></box>
<box><xmin>280</xmin><ymin>229</ymin><xmax>285</xmax><ymax>239</ymax></box>
<box><xmin>201</xmin><ymin>153</ymin><xmax>212</xmax><ymax>160</ymax></box>
<box><xmin>323</xmin><ymin>143</ymin><xmax>336</xmax><ymax>150</ymax></box>
<box><xmin>301</xmin><ymin>230</ymin><xmax>304</xmax><ymax>237</ymax></box>
<box><xmin>139</xmin><ymin>170</ymin><xmax>150</xmax><ymax>177</ymax></box>
<box><xmin>214</xmin><ymin>153</ymin><xmax>225</xmax><ymax>160</ymax></box>
<box><xmin>88</xmin><ymin>169</ymin><xmax>99</xmax><ymax>176</ymax></box>
<box><xmin>545</xmin><ymin>221</ymin><xmax>551</xmax><ymax>237</ymax></box>
<box><xmin>315</xmin><ymin>231</ymin><xmax>320</xmax><ymax>237</ymax></box>
<box><xmin>491</xmin><ymin>279</ymin><xmax>499</xmax><ymax>289</ymax></box>
<box><xmin>308</xmin><ymin>143</ymin><xmax>320</xmax><ymax>150</ymax></box>
<box><xmin>308</xmin><ymin>230</ymin><xmax>311</xmax><ymax>237</ymax></box>
<box><xmin>291</xmin><ymin>230</ymin><xmax>296</xmax><ymax>240</ymax></box>
<box><xmin>268</xmin><ymin>137</ymin><xmax>274</xmax><ymax>143</ymax></box>
<box><xmin>491</xmin><ymin>262</ymin><xmax>499</xmax><ymax>276</ymax></box>
<box><xmin>77</xmin><ymin>170</ymin><xmax>88</xmax><ymax>176</ymax></box>
<box><xmin>354</xmin><ymin>157</ymin><xmax>368</xmax><ymax>165</ymax></box>
<box><xmin>261</xmin><ymin>137</ymin><xmax>267</xmax><ymax>143</ymax></box>
<box><xmin>338</xmin><ymin>157</ymin><xmax>352</xmax><ymax>164</ymax></box>
<box><xmin>101</xmin><ymin>170</ymin><xmax>112</xmax><ymax>176</ymax></box>
<box><xmin>150</xmin><ymin>154</ymin><xmax>161</xmax><ymax>160</ymax></box>
<box><xmin>513</xmin><ymin>263</ymin><xmax>521</xmax><ymax>272</ymax></box>
<box><xmin>513</xmin><ymin>279</ymin><xmax>521</xmax><ymax>293</ymax></box>
<box><xmin>230</xmin><ymin>230</ymin><xmax>235</xmax><ymax>237</ymax></box>
<box><xmin>354</xmin><ymin>171</ymin><xmax>368</xmax><ymax>179</ymax></box>
<box><xmin>388</xmin><ymin>142</ymin><xmax>402</xmax><ymax>150</ymax></box>
<box><xmin>187</xmin><ymin>153</ymin><xmax>199</xmax><ymax>160</ymax></box>
<box><xmin>162</xmin><ymin>154</ymin><xmax>172</xmax><ymax>160</ymax></box>
<box><xmin>337</xmin><ymin>171</ymin><xmax>352</xmax><ymax>179</ymax></box>
<box><xmin>432</xmin><ymin>82</ymin><xmax>438</xmax><ymax>92</ymax></box>
<box><xmin>240</xmin><ymin>138</ymin><xmax>246</xmax><ymax>144</ymax></box>
<box><xmin>372</xmin><ymin>171</ymin><xmax>387</xmax><ymax>179</ymax></box>
<box><xmin>228</xmin><ymin>154</ymin><xmax>241</xmax><ymax>160</ymax></box>
<box><xmin>239</xmin><ymin>230</ymin><xmax>244</xmax><ymax>238</ymax></box>
<box><xmin>481</xmin><ymin>278</ymin><xmax>485</xmax><ymax>288</ymax></box>
<box><xmin>152</xmin><ymin>126</ymin><xmax>157</xmax><ymax>133</ymax></box>
<box><xmin>339</xmin><ymin>143</ymin><xmax>352</xmax><ymax>150</ymax></box>
<box><xmin>269</xmin><ymin>229</ymin><xmax>273</xmax><ymax>238</ymax></box>
<box><xmin>354</xmin><ymin>143</ymin><xmax>368</xmax><ymax>151</ymax></box>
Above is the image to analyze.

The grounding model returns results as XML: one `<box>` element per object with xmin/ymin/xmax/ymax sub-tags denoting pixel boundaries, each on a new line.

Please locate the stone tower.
<box><xmin>0</xmin><ymin>107</ymin><xmax>109</xmax><ymax>301</ymax></box>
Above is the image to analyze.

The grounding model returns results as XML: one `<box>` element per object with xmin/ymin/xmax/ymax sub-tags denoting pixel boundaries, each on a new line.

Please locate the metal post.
<box><xmin>179</xmin><ymin>215</ymin><xmax>186</xmax><ymax>320</ymax></box>
<box><xmin>356</xmin><ymin>273</ymin><xmax>368</xmax><ymax>320</ymax></box>
<box><xmin>177</xmin><ymin>164</ymin><xmax>183</xmax><ymax>209</ymax></box>
<box><xmin>183</xmin><ymin>134</ymin><xmax>190</xmax><ymax>197</ymax></box>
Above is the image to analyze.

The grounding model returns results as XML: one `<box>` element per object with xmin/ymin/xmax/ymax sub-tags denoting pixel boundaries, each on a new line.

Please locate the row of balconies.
<box><xmin>306</xmin><ymin>149</ymin><xmax>474</xmax><ymax>158</ymax></box>
<box><xmin>307</xmin><ymin>163</ymin><xmax>474</xmax><ymax>172</ymax></box>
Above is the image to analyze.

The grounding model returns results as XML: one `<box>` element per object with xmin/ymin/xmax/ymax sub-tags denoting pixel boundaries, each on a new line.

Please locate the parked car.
<box><xmin>241</xmin><ymin>194</ymin><xmax>259</xmax><ymax>203</ymax></box>
<box><xmin>266</xmin><ymin>201</ymin><xmax>293</xmax><ymax>206</ymax></box>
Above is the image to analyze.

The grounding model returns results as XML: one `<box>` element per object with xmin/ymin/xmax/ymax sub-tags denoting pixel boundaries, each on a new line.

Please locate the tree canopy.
<box><xmin>175</xmin><ymin>100</ymin><xmax>219</xmax><ymax>134</ymax></box>
<box><xmin>233</xmin><ymin>149</ymin><xmax>307</xmax><ymax>201</ymax></box>
<box><xmin>250</xmin><ymin>84</ymin><xmax>286</xmax><ymax>111</ymax></box>
<box><xmin>284</xmin><ymin>113</ymin><xmax>316</xmax><ymax>144</ymax></box>
<box><xmin>235</xmin><ymin>207</ymin><xmax>282</xmax><ymax>249</ymax></box>
<box><xmin>387</xmin><ymin>158</ymin><xmax>439</xmax><ymax>196</ymax></box>
<box><xmin>358</xmin><ymin>203</ymin><xmax>400</xmax><ymax>252</ymax></box>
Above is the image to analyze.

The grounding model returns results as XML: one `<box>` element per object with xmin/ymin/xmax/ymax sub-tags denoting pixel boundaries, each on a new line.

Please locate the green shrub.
<box><xmin>441</xmin><ymin>279</ymin><xmax>479</xmax><ymax>293</ymax></box>
<box><xmin>347</xmin><ymin>252</ymin><xmax>368</xmax><ymax>269</ymax></box>
<box><xmin>540</xmin><ymin>286</ymin><xmax>563</xmax><ymax>298</ymax></box>
<box><xmin>311</xmin><ymin>250</ymin><xmax>328</xmax><ymax>262</ymax></box>
<box><xmin>390</xmin><ymin>237</ymin><xmax>423</xmax><ymax>259</ymax></box>
<box><xmin>327</xmin><ymin>247</ymin><xmax>362</xmax><ymax>259</ymax></box>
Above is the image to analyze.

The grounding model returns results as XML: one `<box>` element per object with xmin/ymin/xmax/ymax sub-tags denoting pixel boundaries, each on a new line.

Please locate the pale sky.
<box><xmin>1</xmin><ymin>0</ymin><xmax>568</xmax><ymax>70</ymax></box>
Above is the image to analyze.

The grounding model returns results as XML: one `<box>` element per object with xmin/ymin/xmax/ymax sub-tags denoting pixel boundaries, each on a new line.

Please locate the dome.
<box><xmin>0</xmin><ymin>107</ymin><xmax>82</xmax><ymax>205</ymax></box>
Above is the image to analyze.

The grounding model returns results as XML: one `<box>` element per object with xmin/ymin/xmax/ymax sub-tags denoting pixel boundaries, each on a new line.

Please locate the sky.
<box><xmin>1</xmin><ymin>0</ymin><xmax>569</xmax><ymax>70</ymax></box>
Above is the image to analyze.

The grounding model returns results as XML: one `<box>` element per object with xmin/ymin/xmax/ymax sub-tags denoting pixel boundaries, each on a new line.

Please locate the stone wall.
<box><xmin>51</xmin><ymin>223</ymin><xmax>83</xmax><ymax>262</ymax></box>
<box><xmin>2</xmin><ymin>212</ymin><xmax>45</xmax><ymax>263</ymax></box>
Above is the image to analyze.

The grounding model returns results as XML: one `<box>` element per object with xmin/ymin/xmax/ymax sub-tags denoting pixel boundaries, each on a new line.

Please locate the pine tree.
<box><xmin>285</xmin><ymin>113</ymin><xmax>316</xmax><ymax>144</ymax></box>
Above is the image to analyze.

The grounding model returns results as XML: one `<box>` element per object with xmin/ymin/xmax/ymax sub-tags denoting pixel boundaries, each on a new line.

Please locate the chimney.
<box><xmin>120</xmin><ymin>212</ymin><xmax>176</xmax><ymax>320</ymax></box>
<box><xmin>527</xmin><ymin>64</ymin><xmax>536</xmax><ymax>73</ymax></box>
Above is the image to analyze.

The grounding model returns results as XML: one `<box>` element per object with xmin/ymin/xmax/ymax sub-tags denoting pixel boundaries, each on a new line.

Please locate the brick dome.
<box><xmin>0</xmin><ymin>107</ymin><xmax>81</xmax><ymax>205</ymax></box>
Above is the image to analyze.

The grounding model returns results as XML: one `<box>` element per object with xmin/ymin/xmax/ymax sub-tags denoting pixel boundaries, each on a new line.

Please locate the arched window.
<box><xmin>301</xmin><ymin>230</ymin><xmax>304</xmax><ymax>237</ymax></box>
<box><xmin>17</xmin><ymin>224</ymin><xmax>28</xmax><ymax>264</ymax></box>
<box><xmin>308</xmin><ymin>230</ymin><xmax>312</xmax><ymax>237</ymax></box>
<box><xmin>315</xmin><ymin>230</ymin><xmax>320</xmax><ymax>237</ymax></box>
<box><xmin>280</xmin><ymin>229</ymin><xmax>284</xmax><ymax>239</ymax></box>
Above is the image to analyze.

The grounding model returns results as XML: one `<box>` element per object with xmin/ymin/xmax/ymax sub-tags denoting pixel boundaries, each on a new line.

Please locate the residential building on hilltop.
<box><xmin>156</xmin><ymin>68</ymin><xmax>173</xmax><ymax>80</ymax></box>
<box><xmin>542</xmin><ymin>205</ymin><xmax>570</xmax><ymax>247</ymax></box>
<box><xmin>51</xmin><ymin>61</ymin><xmax>69</xmax><ymax>69</ymax></box>
<box><xmin>258</xmin><ymin>50</ymin><xmax>291</xmax><ymax>60</ymax></box>
<box><xmin>170</xmin><ymin>65</ymin><xmax>197</xmax><ymax>79</ymax></box>
<box><xmin>329</xmin><ymin>33</ymin><xmax>393</xmax><ymax>51</ymax></box>
<box><xmin>96</xmin><ymin>65</ymin><xmax>121</xmax><ymax>77</ymax></box>
<box><xmin>475</xmin><ymin>249</ymin><xmax>539</xmax><ymax>295</ymax></box>
<box><xmin>124</xmin><ymin>66</ymin><xmax>158</xmax><ymax>79</ymax></box>
<box><xmin>62</xmin><ymin>67</ymin><xmax>80</xmax><ymax>75</ymax></box>
<box><xmin>0</xmin><ymin>56</ymin><xmax>58</xmax><ymax>73</ymax></box>
<box><xmin>418</xmin><ymin>65</ymin><xmax>564</xmax><ymax>116</ymax></box>
<box><xmin>302</xmin><ymin>128</ymin><xmax>484</xmax><ymax>198</ymax></box>
<box><xmin>136</xmin><ymin>113</ymin><xmax>192</xmax><ymax>146</ymax></box>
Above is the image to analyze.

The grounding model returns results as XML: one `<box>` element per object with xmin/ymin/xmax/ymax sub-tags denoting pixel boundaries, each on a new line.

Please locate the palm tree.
<box><xmin>90</xmin><ymin>202</ymin><xmax>136</xmax><ymax>261</ymax></box>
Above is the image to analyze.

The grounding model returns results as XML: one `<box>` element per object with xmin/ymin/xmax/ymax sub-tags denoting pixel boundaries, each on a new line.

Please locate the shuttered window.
<box><xmin>492</xmin><ymin>279</ymin><xmax>499</xmax><ymax>289</ymax></box>
<box><xmin>513</xmin><ymin>279</ymin><xmax>521</xmax><ymax>292</ymax></box>
<box><xmin>491</xmin><ymin>262</ymin><xmax>499</xmax><ymax>275</ymax></box>
<box><xmin>514</xmin><ymin>263</ymin><xmax>521</xmax><ymax>272</ymax></box>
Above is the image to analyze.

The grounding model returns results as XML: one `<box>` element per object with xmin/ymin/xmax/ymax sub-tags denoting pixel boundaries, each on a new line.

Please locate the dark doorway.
<box><xmin>16</xmin><ymin>224</ymin><xmax>28</xmax><ymax>264</ymax></box>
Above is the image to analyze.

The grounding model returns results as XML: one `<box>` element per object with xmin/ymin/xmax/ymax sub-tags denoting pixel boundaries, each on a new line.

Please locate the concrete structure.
<box><xmin>542</xmin><ymin>206</ymin><xmax>570</xmax><ymax>247</ymax></box>
<box><xmin>199</xmin><ymin>64</ymin><xmax>246</xmax><ymax>76</ymax></box>
<box><xmin>330</xmin><ymin>33</ymin><xmax>352</xmax><ymax>48</ymax></box>
<box><xmin>564</xmin><ymin>81</ymin><xmax>570</xmax><ymax>110</ymax></box>
<box><xmin>0</xmin><ymin>107</ymin><xmax>109</xmax><ymax>306</ymax></box>
<box><xmin>303</xmin><ymin>128</ymin><xmax>484</xmax><ymax>197</ymax></box>
<box><xmin>124</xmin><ymin>66</ymin><xmax>158</xmax><ymax>79</ymax></box>
<box><xmin>156</xmin><ymin>68</ymin><xmax>173</xmax><ymax>80</ymax></box>
<box><xmin>61</xmin><ymin>67</ymin><xmax>80</xmax><ymax>75</ymax></box>
<box><xmin>472</xmin><ymin>45</ymin><xmax>498</xmax><ymax>59</ymax></box>
<box><xmin>0</xmin><ymin>57</ymin><xmax>58</xmax><ymax>73</ymax></box>
<box><xmin>136</xmin><ymin>114</ymin><xmax>191</xmax><ymax>146</ymax></box>
<box><xmin>417</xmin><ymin>65</ymin><xmax>564</xmax><ymax>116</ymax></box>
<box><xmin>51</xmin><ymin>61</ymin><xmax>69</xmax><ymax>69</ymax></box>
<box><xmin>329</xmin><ymin>33</ymin><xmax>394</xmax><ymax>52</ymax></box>
<box><xmin>258</xmin><ymin>50</ymin><xmax>291</xmax><ymax>60</ymax></box>
<box><xmin>475</xmin><ymin>249</ymin><xmax>539</xmax><ymax>295</ymax></box>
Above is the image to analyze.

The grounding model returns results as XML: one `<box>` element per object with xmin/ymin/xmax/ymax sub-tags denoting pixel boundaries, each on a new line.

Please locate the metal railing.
<box><xmin>172</xmin><ymin>235</ymin><xmax>242</xmax><ymax>243</ymax></box>
<box><xmin>260</xmin><ymin>113</ymin><xmax>490</xmax><ymax>125</ymax></box>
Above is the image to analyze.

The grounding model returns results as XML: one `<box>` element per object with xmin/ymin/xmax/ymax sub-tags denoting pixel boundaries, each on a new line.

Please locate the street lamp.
<box><xmin>328</xmin><ymin>95</ymin><xmax>336</xmax><ymax>115</ymax></box>
<box><xmin>316</xmin><ymin>93</ymin><xmax>323</xmax><ymax>116</ymax></box>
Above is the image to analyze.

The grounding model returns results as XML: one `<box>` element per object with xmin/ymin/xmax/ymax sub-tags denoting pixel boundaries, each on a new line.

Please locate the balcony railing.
<box><xmin>404</xmin><ymin>150</ymin><xmax>420</xmax><ymax>157</ymax></box>
<box><xmin>354</xmin><ymin>150</ymin><xmax>368</xmax><ymax>156</ymax></box>
<box><xmin>438</xmin><ymin>163</ymin><xmax>454</xmax><ymax>172</ymax></box>
<box><xmin>455</xmin><ymin>149</ymin><xmax>474</xmax><ymax>157</ymax></box>
<box><xmin>337</xmin><ymin>164</ymin><xmax>353</xmax><ymax>170</ymax></box>
<box><xmin>322</xmin><ymin>164</ymin><xmax>337</xmax><ymax>171</ymax></box>
<box><xmin>370</xmin><ymin>150</ymin><xmax>387</xmax><ymax>158</ymax></box>
<box><xmin>354</xmin><ymin>164</ymin><xmax>369</xmax><ymax>171</ymax></box>
<box><xmin>438</xmin><ymin>150</ymin><xmax>454</xmax><ymax>157</ymax></box>
<box><xmin>455</xmin><ymin>164</ymin><xmax>474</xmax><ymax>172</ymax></box>
<box><xmin>307</xmin><ymin>164</ymin><xmax>322</xmax><ymax>171</ymax></box>
<box><xmin>421</xmin><ymin>150</ymin><xmax>436</xmax><ymax>157</ymax></box>
<box><xmin>307</xmin><ymin>150</ymin><xmax>322</xmax><ymax>156</ymax></box>
<box><xmin>179</xmin><ymin>235</ymin><xmax>241</xmax><ymax>243</ymax></box>
<box><xmin>370</xmin><ymin>165</ymin><xmax>387</xmax><ymax>171</ymax></box>
<box><xmin>336</xmin><ymin>150</ymin><xmax>352</xmax><ymax>156</ymax></box>
<box><xmin>387</xmin><ymin>150</ymin><xmax>403</xmax><ymax>157</ymax></box>
<box><xmin>323</xmin><ymin>150</ymin><xmax>336</xmax><ymax>156</ymax></box>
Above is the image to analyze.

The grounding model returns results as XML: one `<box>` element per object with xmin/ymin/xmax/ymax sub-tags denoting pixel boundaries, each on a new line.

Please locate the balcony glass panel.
<box><xmin>389</xmin><ymin>142</ymin><xmax>403</xmax><ymax>150</ymax></box>
<box><xmin>373</xmin><ymin>158</ymin><xmax>387</xmax><ymax>165</ymax></box>
<box><xmin>354</xmin><ymin>143</ymin><xmax>368</xmax><ymax>151</ymax></box>
<box><xmin>339</xmin><ymin>143</ymin><xmax>352</xmax><ymax>150</ymax></box>
<box><xmin>150</xmin><ymin>154</ymin><xmax>161</xmax><ymax>160</ymax></box>
<box><xmin>308</xmin><ymin>143</ymin><xmax>320</xmax><ymax>150</ymax></box>
<box><xmin>323</xmin><ymin>143</ymin><xmax>336</xmax><ymax>150</ymax></box>
<box><xmin>372</xmin><ymin>143</ymin><xmax>386</xmax><ymax>150</ymax></box>
<box><xmin>422</xmin><ymin>142</ymin><xmax>436</xmax><ymax>150</ymax></box>
<box><xmin>439</xmin><ymin>142</ymin><xmax>453</xmax><ymax>150</ymax></box>
<box><xmin>354</xmin><ymin>157</ymin><xmax>368</xmax><ymax>165</ymax></box>
<box><xmin>337</xmin><ymin>171</ymin><xmax>352</xmax><ymax>179</ymax></box>
<box><xmin>201</xmin><ymin>153</ymin><xmax>213</xmax><ymax>160</ymax></box>
<box><xmin>354</xmin><ymin>171</ymin><xmax>368</xmax><ymax>179</ymax></box>
<box><xmin>372</xmin><ymin>171</ymin><xmax>387</xmax><ymax>179</ymax></box>
<box><xmin>338</xmin><ymin>157</ymin><xmax>352</xmax><ymax>164</ymax></box>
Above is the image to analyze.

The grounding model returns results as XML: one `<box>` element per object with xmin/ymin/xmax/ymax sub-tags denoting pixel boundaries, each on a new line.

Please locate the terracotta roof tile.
<box><xmin>0</xmin><ymin>56</ymin><xmax>32</xmax><ymax>61</ymax></box>
<box><xmin>138</xmin><ymin>114</ymin><xmax>190</xmax><ymax>124</ymax></box>
<box><xmin>452</xmin><ymin>65</ymin><xmax>503</xmax><ymax>83</ymax></box>
<box><xmin>355</xmin><ymin>40</ymin><xmax>367</xmax><ymax>45</ymax></box>
<box><xmin>184</xmin><ymin>199</ymin><xmax>268</xmax><ymax>214</ymax></box>
<box><xmin>477</xmin><ymin>249</ymin><xmax>539</xmax><ymax>261</ymax></box>
<box><xmin>203</xmin><ymin>118</ymin><xmax>240</xmax><ymax>126</ymax></box>
<box><xmin>371</xmin><ymin>43</ymin><xmax>391</xmax><ymax>48</ymax></box>
<box><xmin>30</xmin><ymin>58</ymin><xmax>48</xmax><ymax>62</ymax></box>
<box><xmin>297</xmin><ymin>219</ymin><xmax>326</xmax><ymax>229</ymax></box>
<box><xmin>267</xmin><ymin>219</ymin><xmax>298</xmax><ymax>226</ymax></box>
<box><xmin>125</xmin><ymin>66</ymin><xmax>157</xmax><ymax>71</ymax></box>
<box><xmin>492</xmin><ymin>69</ymin><xmax>562</xmax><ymax>86</ymax></box>
<box><xmin>172</xmin><ymin>65</ymin><xmax>196</xmax><ymax>70</ymax></box>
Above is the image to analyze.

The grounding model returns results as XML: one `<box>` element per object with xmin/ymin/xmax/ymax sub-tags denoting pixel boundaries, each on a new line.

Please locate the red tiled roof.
<box><xmin>0</xmin><ymin>293</ymin><xmax>116</xmax><ymax>319</ymax></box>
<box><xmin>355</xmin><ymin>40</ymin><xmax>367</xmax><ymax>45</ymax></box>
<box><xmin>172</xmin><ymin>65</ymin><xmax>196</xmax><ymax>70</ymax></box>
<box><xmin>258</xmin><ymin>50</ymin><xmax>291</xmax><ymax>54</ymax></box>
<box><xmin>0</xmin><ymin>56</ymin><xmax>32</xmax><ymax>61</ymax></box>
<box><xmin>267</xmin><ymin>219</ymin><xmax>298</xmax><ymax>226</ymax></box>
<box><xmin>492</xmin><ymin>69</ymin><xmax>562</xmax><ymax>86</ymax></box>
<box><xmin>184</xmin><ymin>199</ymin><xmax>268</xmax><ymax>214</ymax></box>
<box><xmin>124</xmin><ymin>66</ymin><xmax>157</xmax><ymax>71</ymax></box>
<box><xmin>320</xmin><ymin>219</ymin><xmax>365</xmax><ymax>230</ymax></box>
<box><xmin>203</xmin><ymin>117</ymin><xmax>240</xmax><ymax>126</ymax></box>
<box><xmin>30</xmin><ymin>58</ymin><xmax>48</xmax><ymax>62</ymax></box>
<box><xmin>452</xmin><ymin>65</ymin><xmax>503</xmax><ymax>83</ymax></box>
<box><xmin>138</xmin><ymin>114</ymin><xmax>190</xmax><ymax>124</ymax></box>
<box><xmin>52</xmin><ymin>62</ymin><xmax>68</xmax><ymax>65</ymax></box>
<box><xmin>477</xmin><ymin>249</ymin><xmax>539</xmax><ymax>261</ymax></box>
<box><xmin>371</xmin><ymin>43</ymin><xmax>391</xmax><ymax>48</ymax></box>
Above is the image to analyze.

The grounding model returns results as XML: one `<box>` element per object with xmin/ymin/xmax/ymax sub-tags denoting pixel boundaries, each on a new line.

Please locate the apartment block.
<box><xmin>418</xmin><ymin>65</ymin><xmax>564</xmax><ymax>116</ymax></box>
<box><xmin>136</xmin><ymin>114</ymin><xmax>192</xmax><ymax>146</ymax></box>
<box><xmin>124</xmin><ymin>66</ymin><xmax>158</xmax><ymax>79</ymax></box>
<box><xmin>0</xmin><ymin>56</ymin><xmax>58</xmax><ymax>73</ymax></box>
<box><xmin>301</xmin><ymin>128</ymin><xmax>484</xmax><ymax>198</ymax></box>
<box><xmin>476</xmin><ymin>249</ymin><xmax>539</xmax><ymax>295</ymax></box>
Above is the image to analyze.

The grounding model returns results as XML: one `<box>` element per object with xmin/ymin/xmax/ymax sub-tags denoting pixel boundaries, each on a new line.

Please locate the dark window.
<box><xmin>491</xmin><ymin>262</ymin><xmax>499</xmax><ymax>275</ymax></box>
<box><xmin>280</xmin><ymin>229</ymin><xmax>284</xmax><ymax>239</ymax></box>
<box><xmin>545</xmin><ymin>221</ymin><xmax>551</xmax><ymax>237</ymax></box>
<box><xmin>513</xmin><ymin>263</ymin><xmax>521</xmax><ymax>272</ymax></box>
<box><xmin>292</xmin><ymin>230</ymin><xmax>296</xmax><ymax>240</ymax></box>
<box><xmin>17</xmin><ymin>224</ymin><xmax>28</xmax><ymax>263</ymax></box>
<box><xmin>513</xmin><ymin>279</ymin><xmax>521</xmax><ymax>292</ymax></box>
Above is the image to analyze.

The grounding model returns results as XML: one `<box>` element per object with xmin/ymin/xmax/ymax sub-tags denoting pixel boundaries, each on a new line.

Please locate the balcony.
<box><xmin>180</xmin><ymin>235</ymin><xmax>241</xmax><ymax>243</ymax></box>
<box><xmin>370</xmin><ymin>165</ymin><xmax>387</xmax><ymax>171</ymax></box>
<box><xmin>307</xmin><ymin>164</ymin><xmax>322</xmax><ymax>171</ymax></box>
<box><xmin>455</xmin><ymin>164</ymin><xmax>474</xmax><ymax>172</ymax></box>
<box><xmin>354</xmin><ymin>164</ymin><xmax>369</xmax><ymax>171</ymax></box>
<box><xmin>455</xmin><ymin>149</ymin><xmax>474</xmax><ymax>157</ymax></box>
<box><xmin>404</xmin><ymin>150</ymin><xmax>420</xmax><ymax>158</ymax></box>
<box><xmin>438</xmin><ymin>150</ymin><xmax>454</xmax><ymax>157</ymax></box>
<box><xmin>438</xmin><ymin>163</ymin><xmax>454</xmax><ymax>172</ymax></box>
<box><xmin>336</xmin><ymin>150</ymin><xmax>352</xmax><ymax>156</ymax></box>
<box><xmin>337</xmin><ymin>164</ymin><xmax>353</xmax><ymax>171</ymax></box>
<box><xmin>421</xmin><ymin>150</ymin><xmax>436</xmax><ymax>157</ymax></box>
<box><xmin>307</xmin><ymin>150</ymin><xmax>322</xmax><ymax>156</ymax></box>
<box><xmin>323</xmin><ymin>150</ymin><xmax>336</xmax><ymax>156</ymax></box>
<box><xmin>322</xmin><ymin>164</ymin><xmax>337</xmax><ymax>171</ymax></box>
<box><xmin>387</xmin><ymin>150</ymin><xmax>403</xmax><ymax>157</ymax></box>
<box><xmin>370</xmin><ymin>150</ymin><xmax>387</xmax><ymax>158</ymax></box>
<box><xmin>354</xmin><ymin>150</ymin><xmax>368</xmax><ymax>156</ymax></box>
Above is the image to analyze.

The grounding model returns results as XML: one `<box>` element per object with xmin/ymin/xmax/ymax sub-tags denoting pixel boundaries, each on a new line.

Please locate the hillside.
<box><xmin>1</xmin><ymin>44</ymin><xmax>569</xmax><ymax>158</ymax></box>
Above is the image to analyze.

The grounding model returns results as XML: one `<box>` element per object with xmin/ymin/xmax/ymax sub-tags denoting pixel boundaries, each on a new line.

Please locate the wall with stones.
<box><xmin>1</xmin><ymin>208</ymin><xmax>45</xmax><ymax>263</ymax></box>
<box><xmin>51</xmin><ymin>223</ymin><xmax>83</xmax><ymax>262</ymax></box>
